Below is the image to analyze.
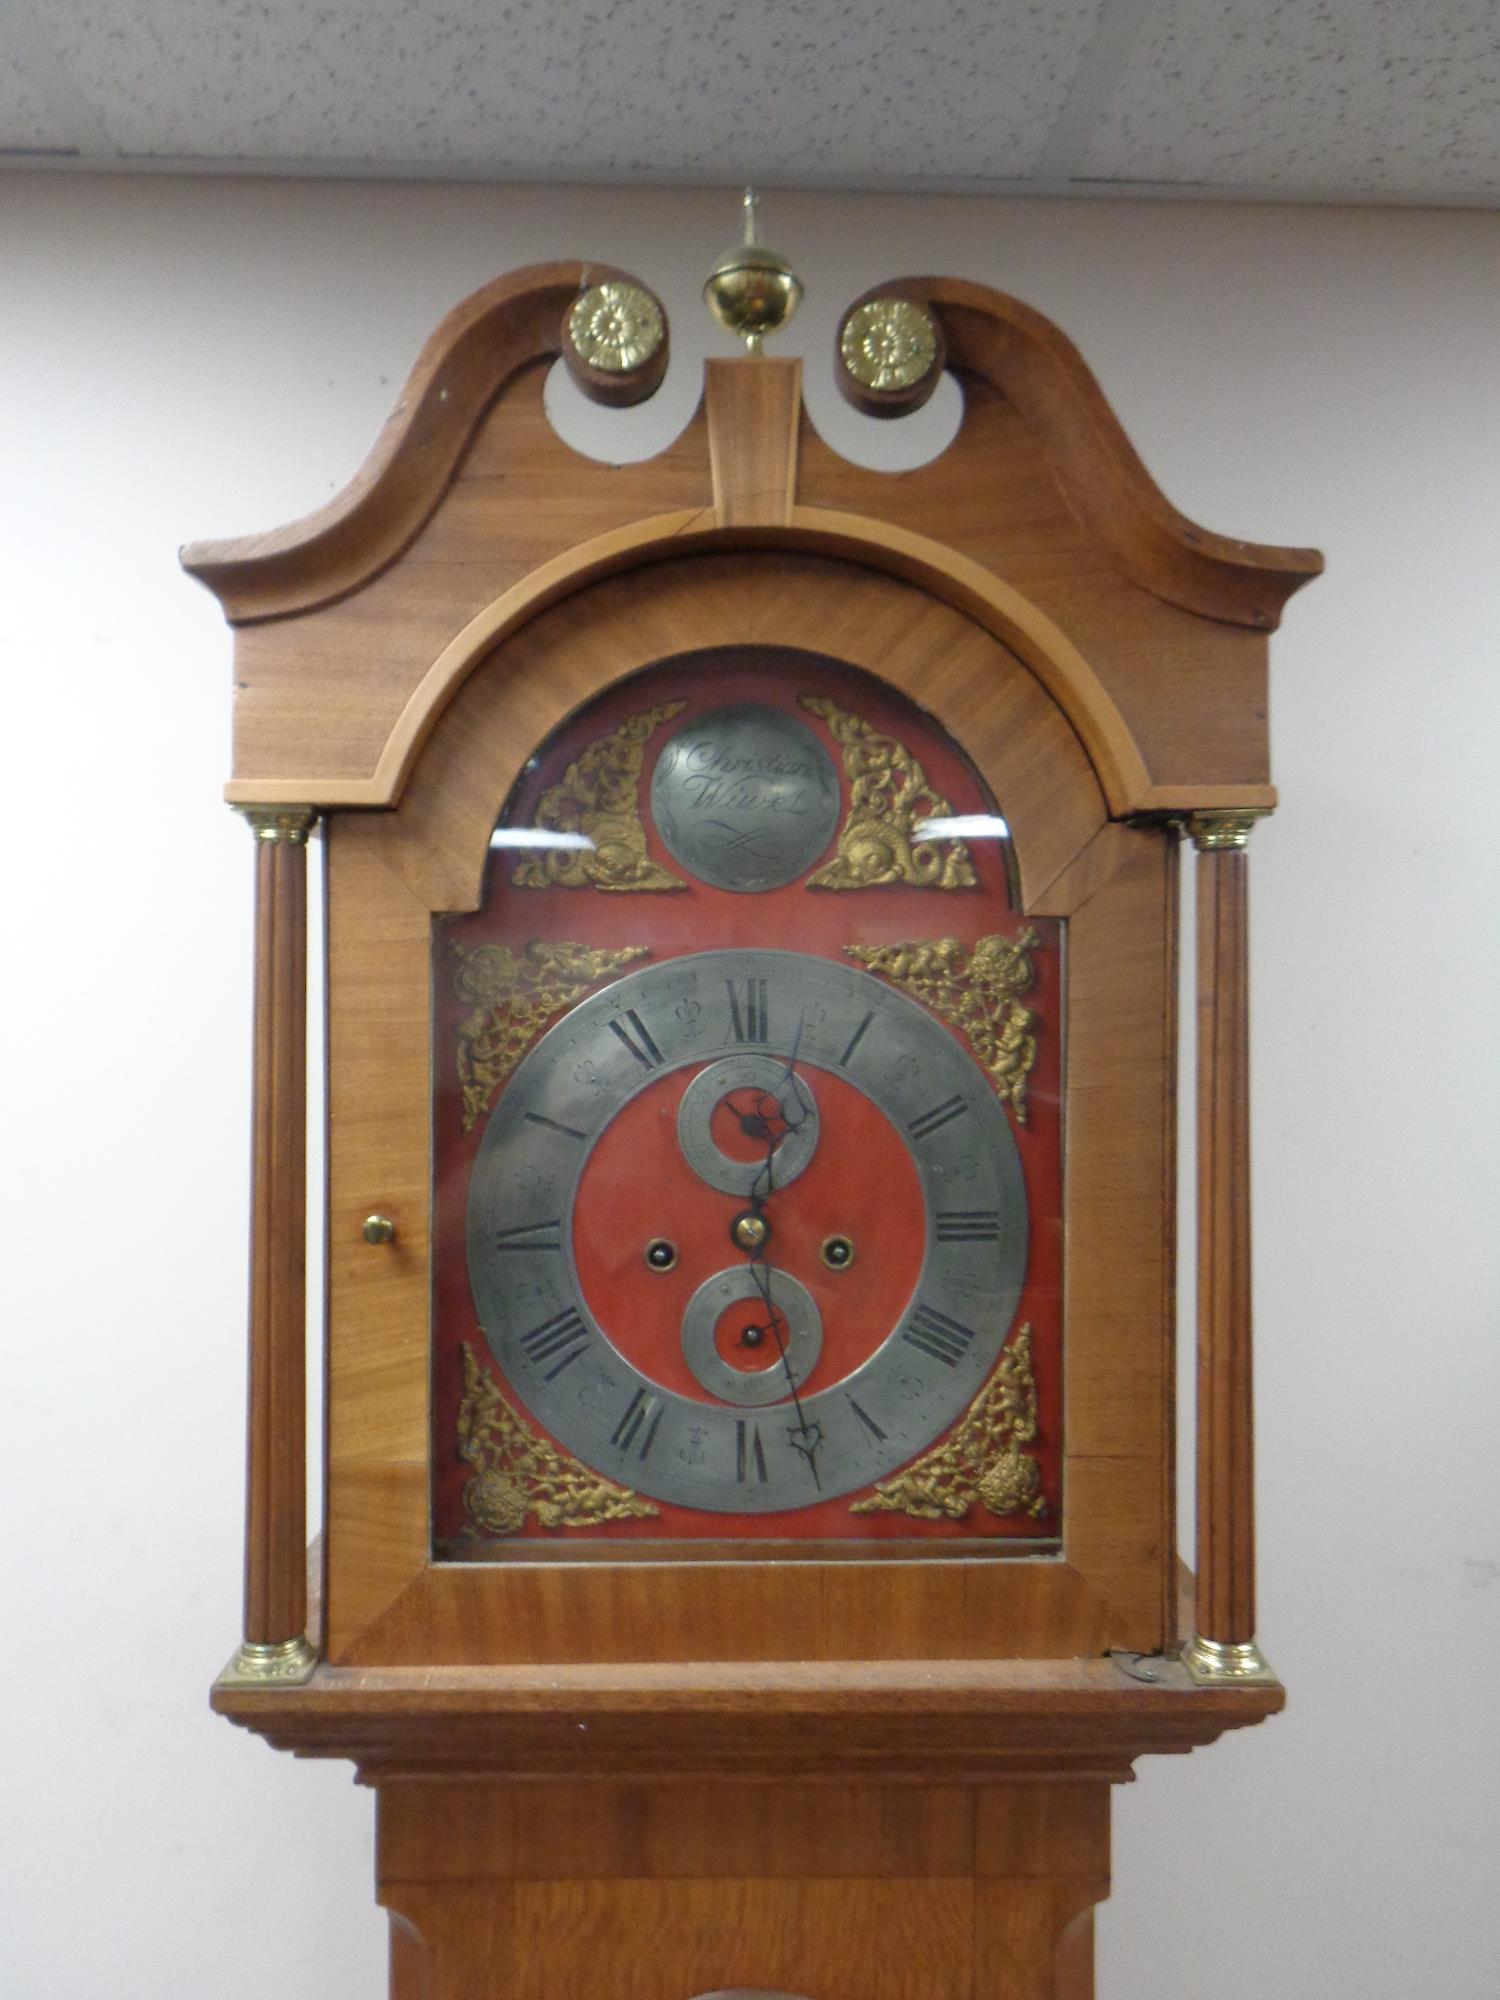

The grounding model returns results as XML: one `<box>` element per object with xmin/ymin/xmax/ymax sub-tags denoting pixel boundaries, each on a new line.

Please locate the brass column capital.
<box><xmin>238</xmin><ymin>805</ymin><xmax>318</xmax><ymax>844</ymax></box>
<box><xmin>1186</xmin><ymin>808</ymin><xmax>1268</xmax><ymax>852</ymax></box>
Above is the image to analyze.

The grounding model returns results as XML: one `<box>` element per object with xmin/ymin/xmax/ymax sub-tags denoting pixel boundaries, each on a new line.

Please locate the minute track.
<box><xmin>466</xmin><ymin>948</ymin><xmax>1029</xmax><ymax>1513</ymax></box>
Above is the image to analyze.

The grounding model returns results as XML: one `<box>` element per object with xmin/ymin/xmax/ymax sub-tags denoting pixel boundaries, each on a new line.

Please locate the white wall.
<box><xmin>1</xmin><ymin>173</ymin><xmax>1495</xmax><ymax>2000</ymax></box>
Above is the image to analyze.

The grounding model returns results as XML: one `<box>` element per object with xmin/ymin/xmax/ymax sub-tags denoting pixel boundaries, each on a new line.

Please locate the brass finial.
<box><xmin>703</xmin><ymin>188</ymin><xmax>803</xmax><ymax>355</ymax></box>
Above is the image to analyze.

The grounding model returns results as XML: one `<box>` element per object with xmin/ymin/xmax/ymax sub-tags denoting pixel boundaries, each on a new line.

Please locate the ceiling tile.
<box><xmin>0</xmin><ymin>44</ymin><xmax>57</xmax><ymax>149</ymax></box>
<box><xmin>1084</xmin><ymin>0</ymin><xmax>1500</xmax><ymax>198</ymax></box>
<box><xmin>39</xmin><ymin>0</ymin><xmax>1105</xmax><ymax>179</ymax></box>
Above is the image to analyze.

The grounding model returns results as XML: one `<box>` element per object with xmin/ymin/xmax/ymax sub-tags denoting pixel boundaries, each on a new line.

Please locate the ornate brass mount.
<box><xmin>798</xmin><ymin>694</ymin><xmax>977</xmax><ymax>889</ymax></box>
<box><xmin>457</xmin><ymin>1344</ymin><xmax>659</xmax><ymax>1537</ymax></box>
<box><xmin>511</xmin><ymin>700</ymin><xmax>687</xmax><ymax>893</ymax></box>
<box><xmin>452</xmin><ymin>938</ymin><xmax>648</xmax><ymax>1133</ymax></box>
<box><xmin>851</xmin><ymin>1323</ymin><xmax>1047</xmax><ymax>1524</ymax></box>
<box><xmin>845</xmin><ymin>929</ymin><xmax>1039</xmax><ymax>1124</ymax></box>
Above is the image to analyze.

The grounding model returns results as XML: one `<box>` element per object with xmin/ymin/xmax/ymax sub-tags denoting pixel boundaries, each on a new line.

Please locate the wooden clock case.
<box><xmin>186</xmin><ymin>263</ymin><xmax>1320</xmax><ymax>1999</ymax></box>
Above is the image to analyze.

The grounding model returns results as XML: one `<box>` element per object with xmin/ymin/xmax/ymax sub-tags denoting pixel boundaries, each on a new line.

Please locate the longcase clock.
<box><xmin>185</xmin><ymin>237</ymin><xmax>1321</xmax><ymax>2000</ymax></box>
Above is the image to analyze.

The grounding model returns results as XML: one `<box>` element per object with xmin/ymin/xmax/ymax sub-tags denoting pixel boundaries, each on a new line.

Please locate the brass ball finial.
<box><xmin>703</xmin><ymin>188</ymin><xmax>803</xmax><ymax>355</ymax></box>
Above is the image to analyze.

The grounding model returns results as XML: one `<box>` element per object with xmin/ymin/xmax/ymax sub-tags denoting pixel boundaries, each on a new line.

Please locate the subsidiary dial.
<box><xmin>681</xmin><ymin>1266</ymin><xmax>824</xmax><ymax>1407</ymax></box>
<box><xmin>677</xmin><ymin>1052</ymin><xmax>820</xmax><ymax>1197</ymax></box>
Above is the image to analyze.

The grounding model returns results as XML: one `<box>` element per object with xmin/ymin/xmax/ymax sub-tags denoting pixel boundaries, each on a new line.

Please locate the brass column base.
<box><xmin>217</xmin><ymin>1635</ymin><xmax>319</xmax><ymax>1689</ymax></box>
<box><xmin>1181</xmin><ymin>1634</ymin><xmax>1279</xmax><ymax>1686</ymax></box>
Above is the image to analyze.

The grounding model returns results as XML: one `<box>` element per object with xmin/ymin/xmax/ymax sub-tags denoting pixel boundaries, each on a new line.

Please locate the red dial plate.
<box><xmin>572</xmin><ymin>1061</ymin><xmax>927</xmax><ymax>1407</ymax></box>
<box><xmin>430</xmin><ymin>648</ymin><xmax>1063</xmax><ymax>1553</ymax></box>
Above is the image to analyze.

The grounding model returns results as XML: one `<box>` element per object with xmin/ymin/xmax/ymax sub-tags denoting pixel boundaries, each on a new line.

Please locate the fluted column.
<box><xmin>1183</xmin><ymin>810</ymin><xmax>1275</xmax><ymax>1684</ymax></box>
<box><xmin>223</xmin><ymin>806</ymin><xmax>318</xmax><ymax>1685</ymax></box>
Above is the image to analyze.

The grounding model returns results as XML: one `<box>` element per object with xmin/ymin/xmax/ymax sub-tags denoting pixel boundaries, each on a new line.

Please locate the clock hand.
<box><xmin>745</xmin><ymin>1250</ymin><xmax>823</xmax><ymax>1490</ymax></box>
<box><xmin>748</xmin><ymin>1010</ymin><xmax>813</xmax><ymax>1211</ymax></box>
<box><xmin>738</xmin><ymin>1010</ymin><xmax>822</xmax><ymax>1483</ymax></box>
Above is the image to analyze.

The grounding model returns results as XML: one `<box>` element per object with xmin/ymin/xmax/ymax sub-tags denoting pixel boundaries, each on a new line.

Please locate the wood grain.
<box><xmin>452</xmin><ymin>1878</ymin><xmax>970</xmax><ymax>2000</ymax></box>
<box><xmin>706</xmin><ymin>358</ymin><xmax>801</xmax><ymax>524</ymax></box>
<box><xmin>795</xmin><ymin>381</ymin><xmax>1285</xmax><ymax>792</ymax></box>
<box><xmin>317</xmin><ymin>554</ymin><xmax>1179</xmax><ymax>1665</ymax></box>
<box><xmin>378</xmin><ymin>554</ymin><xmax>1106</xmax><ymax>914</ymax></box>
<box><xmin>219</xmin><ymin>508</ymin><xmax>1157</xmax><ymax>820</ymax></box>
<box><xmin>885</xmin><ymin>275</ymin><xmax>1323</xmax><ymax>629</ymax></box>
<box><xmin>378</xmin><ymin>1782</ymin><xmax>981</xmax><ymax>1883</ymax></box>
<box><xmin>1195</xmin><ymin>848</ymin><xmax>1256</xmax><ymax>1643</ymax></box>
<box><xmin>374</xmin><ymin>1778</ymin><xmax>1112</xmax><ymax>2000</ymax></box>
<box><xmin>181</xmin><ymin>262</ymin><xmax>663</xmax><ymax>623</ymax></box>
<box><xmin>184</xmin><ymin>267</ymin><xmax>1320</xmax><ymax>639</ymax></box>
<box><xmin>243</xmin><ymin>824</ymin><xmax>309</xmax><ymax>1645</ymax></box>
<box><xmin>196</xmin><ymin>323</ymin><xmax>1317</xmax><ymax>809</ymax></box>
<box><xmin>213</xmin><ymin>1653</ymin><xmax>1283</xmax><ymax>1783</ymax></box>
<box><xmin>1060</xmin><ymin>830</ymin><xmax>1178</xmax><ymax>1651</ymax></box>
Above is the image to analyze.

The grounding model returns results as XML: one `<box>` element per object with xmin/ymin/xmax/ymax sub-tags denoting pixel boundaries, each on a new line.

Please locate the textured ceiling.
<box><xmin>2</xmin><ymin>0</ymin><xmax>1497</xmax><ymax>205</ymax></box>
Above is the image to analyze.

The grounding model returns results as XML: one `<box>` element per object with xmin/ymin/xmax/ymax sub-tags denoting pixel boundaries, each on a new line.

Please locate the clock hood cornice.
<box><xmin>181</xmin><ymin>261</ymin><xmax>1320</xmax><ymax>632</ymax></box>
<box><xmin>183</xmin><ymin>261</ymin><xmax>1322</xmax><ymax>819</ymax></box>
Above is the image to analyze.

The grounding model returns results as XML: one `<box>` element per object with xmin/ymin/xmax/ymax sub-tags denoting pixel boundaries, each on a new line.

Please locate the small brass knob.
<box><xmin>362</xmin><ymin>1215</ymin><xmax>396</xmax><ymax>1246</ymax></box>
<box><xmin>731</xmin><ymin>1211</ymin><xmax>770</xmax><ymax>1252</ymax></box>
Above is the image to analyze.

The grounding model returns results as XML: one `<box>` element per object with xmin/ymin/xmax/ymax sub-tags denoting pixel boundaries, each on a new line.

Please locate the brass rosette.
<box><xmin>836</xmin><ymin>293</ymin><xmax>945</xmax><ymax>417</ymax></box>
<box><xmin>562</xmin><ymin>278</ymin><xmax>669</xmax><ymax>406</ymax></box>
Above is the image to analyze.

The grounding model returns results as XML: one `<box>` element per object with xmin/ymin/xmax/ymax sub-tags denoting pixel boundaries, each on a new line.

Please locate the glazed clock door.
<box><xmin>429</xmin><ymin>647</ymin><xmax>1065</xmax><ymax>1558</ymax></box>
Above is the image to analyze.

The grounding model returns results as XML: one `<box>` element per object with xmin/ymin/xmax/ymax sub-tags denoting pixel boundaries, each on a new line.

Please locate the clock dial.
<box><xmin>430</xmin><ymin>648</ymin><xmax>1063</xmax><ymax>1554</ymax></box>
<box><xmin>466</xmin><ymin>950</ymin><xmax>1026</xmax><ymax>1512</ymax></box>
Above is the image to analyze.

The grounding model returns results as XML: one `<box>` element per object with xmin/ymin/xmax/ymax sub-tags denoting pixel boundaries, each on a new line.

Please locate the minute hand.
<box><xmin>745</xmin><ymin>1249</ymin><xmax>823</xmax><ymax>1489</ymax></box>
<box><xmin>748</xmin><ymin>1011</ymin><xmax>813</xmax><ymax>1211</ymax></box>
<box><xmin>745</xmin><ymin>1013</ymin><xmax>822</xmax><ymax>1482</ymax></box>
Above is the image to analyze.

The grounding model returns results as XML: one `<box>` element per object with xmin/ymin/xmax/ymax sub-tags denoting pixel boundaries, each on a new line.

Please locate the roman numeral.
<box><xmin>610</xmin><ymin>1387</ymin><xmax>663</xmax><ymax>1460</ymax></box>
<box><xmin>519</xmin><ymin>1306</ymin><xmax>591</xmax><ymax>1380</ymax></box>
<box><xmin>846</xmin><ymin>1396</ymin><xmax>887</xmax><ymax>1444</ymax></box>
<box><xmin>524</xmin><ymin>1111</ymin><xmax>587</xmax><ymax>1142</ymax></box>
<box><xmin>736</xmin><ymin>1420</ymin><xmax>769</xmax><ymax>1484</ymax></box>
<box><xmin>902</xmin><ymin>1301</ymin><xmax>977</xmax><ymax>1367</ymax></box>
<box><xmin>492</xmin><ymin>1218</ymin><xmax>563</xmax><ymax>1253</ymax></box>
<box><xmin>608</xmin><ymin>1008</ymin><xmax>664</xmax><ymax>1070</ymax></box>
<box><xmin>838</xmin><ymin>1010</ymin><xmax>874</xmax><ymax>1069</ymax></box>
<box><xmin>908</xmin><ymin>1095</ymin><xmax>969</xmax><ymax>1141</ymax></box>
<box><xmin>935</xmin><ymin>1209</ymin><xmax>1001</xmax><ymax>1243</ymax></box>
<box><xmin>726</xmin><ymin>976</ymin><xmax>770</xmax><ymax>1044</ymax></box>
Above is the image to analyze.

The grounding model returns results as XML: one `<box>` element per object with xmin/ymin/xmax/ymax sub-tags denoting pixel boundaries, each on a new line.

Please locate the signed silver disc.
<box><xmin>649</xmin><ymin>703</ymin><xmax>840</xmax><ymax>892</ymax></box>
